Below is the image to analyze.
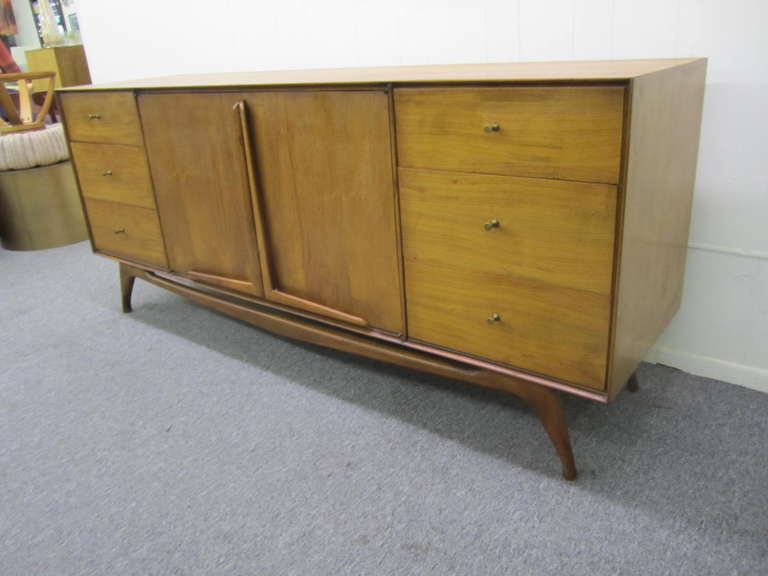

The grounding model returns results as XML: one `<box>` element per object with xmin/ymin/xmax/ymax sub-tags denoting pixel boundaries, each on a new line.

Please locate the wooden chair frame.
<box><xmin>0</xmin><ymin>71</ymin><xmax>57</xmax><ymax>134</ymax></box>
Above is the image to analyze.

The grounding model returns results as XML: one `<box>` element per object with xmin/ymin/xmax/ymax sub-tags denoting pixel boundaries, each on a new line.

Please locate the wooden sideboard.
<box><xmin>59</xmin><ymin>59</ymin><xmax>707</xmax><ymax>480</ymax></box>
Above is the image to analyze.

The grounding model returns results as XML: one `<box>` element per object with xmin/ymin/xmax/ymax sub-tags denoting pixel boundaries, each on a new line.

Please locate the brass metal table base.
<box><xmin>0</xmin><ymin>161</ymin><xmax>88</xmax><ymax>251</ymax></box>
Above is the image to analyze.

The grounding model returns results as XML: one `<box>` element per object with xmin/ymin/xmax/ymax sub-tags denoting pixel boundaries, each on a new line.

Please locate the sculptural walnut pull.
<box><xmin>102</xmin><ymin>170</ymin><xmax>113</xmax><ymax>177</ymax></box>
<box><xmin>484</xmin><ymin>123</ymin><xmax>500</xmax><ymax>133</ymax></box>
<box><xmin>484</xmin><ymin>219</ymin><xmax>500</xmax><ymax>231</ymax></box>
<box><xmin>487</xmin><ymin>313</ymin><xmax>502</xmax><ymax>324</ymax></box>
<box><xmin>87</xmin><ymin>113</ymin><xmax>101</xmax><ymax>120</ymax></box>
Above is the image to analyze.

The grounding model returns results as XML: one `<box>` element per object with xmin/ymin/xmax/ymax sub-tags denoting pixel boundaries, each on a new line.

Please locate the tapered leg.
<box><xmin>119</xmin><ymin>263</ymin><xmax>136</xmax><ymax>313</ymax></box>
<box><xmin>626</xmin><ymin>372</ymin><xmax>640</xmax><ymax>393</ymax></box>
<box><xmin>523</xmin><ymin>387</ymin><xmax>577</xmax><ymax>481</ymax></box>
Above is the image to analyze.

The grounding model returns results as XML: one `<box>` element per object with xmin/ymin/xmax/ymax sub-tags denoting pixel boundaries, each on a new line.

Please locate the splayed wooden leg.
<box><xmin>119</xmin><ymin>262</ymin><xmax>136</xmax><ymax>313</ymax></box>
<box><xmin>523</xmin><ymin>386</ymin><xmax>577</xmax><ymax>481</ymax></box>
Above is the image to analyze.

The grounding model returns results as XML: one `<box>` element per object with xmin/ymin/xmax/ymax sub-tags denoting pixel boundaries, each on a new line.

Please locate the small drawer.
<box><xmin>60</xmin><ymin>91</ymin><xmax>143</xmax><ymax>145</ymax></box>
<box><xmin>395</xmin><ymin>86</ymin><xmax>624</xmax><ymax>184</ymax></box>
<box><xmin>400</xmin><ymin>168</ymin><xmax>617</xmax><ymax>389</ymax></box>
<box><xmin>71</xmin><ymin>142</ymin><xmax>156</xmax><ymax>209</ymax></box>
<box><xmin>85</xmin><ymin>198</ymin><xmax>167</xmax><ymax>267</ymax></box>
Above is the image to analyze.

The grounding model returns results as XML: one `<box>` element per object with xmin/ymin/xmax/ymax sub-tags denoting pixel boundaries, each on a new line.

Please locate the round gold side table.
<box><xmin>0</xmin><ymin>160</ymin><xmax>88</xmax><ymax>251</ymax></box>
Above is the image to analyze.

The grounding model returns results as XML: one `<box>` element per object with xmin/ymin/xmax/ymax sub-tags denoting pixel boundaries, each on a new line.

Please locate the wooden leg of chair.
<box><xmin>524</xmin><ymin>386</ymin><xmax>577</xmax><ymax>481</ymax></box>
<box><xmin>119</xmin><ymin>262</ymin><xmax>136</xmax><ymax>313</ymax></box>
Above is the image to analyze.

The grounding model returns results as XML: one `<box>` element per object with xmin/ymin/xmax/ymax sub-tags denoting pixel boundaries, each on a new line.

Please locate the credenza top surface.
<box><xmin>59</xmin><ymin>58</ymin><xmax>705</xmax><ymax>92</ymax></box>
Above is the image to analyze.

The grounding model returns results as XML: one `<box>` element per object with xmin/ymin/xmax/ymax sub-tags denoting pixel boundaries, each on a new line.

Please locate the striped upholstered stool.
<box><xmin>0</xmin><ymin>72</ymin><xmax>87</xmax><ymax>250</ymax></box>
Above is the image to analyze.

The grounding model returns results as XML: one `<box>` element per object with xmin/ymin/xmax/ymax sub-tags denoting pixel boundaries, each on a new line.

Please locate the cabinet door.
<box><xmin>139</xmin><ymin>93</ymin><xmax>264</xmax><ymax>296</ymax></box>
<box><xmin>240</xmin><ymin>90</ymin><xmax>402</xmax><ymax>333</ymax></box>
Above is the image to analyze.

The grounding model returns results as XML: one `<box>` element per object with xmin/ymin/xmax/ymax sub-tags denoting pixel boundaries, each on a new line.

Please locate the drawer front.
<box><xmin>60</xmin><ymin>91</ymin><xmax>143</xmax><ymax>145</ymax></box>
<box><xmin>400</xmin><ymin>168</ymin><xmax>617</xmax><ymax>390</ymax></box>
<box><xmin>395</xmin><ymin>86</ymin><xmax>624</xmax><ymax>184</ymax></box>
<box><xmin>72</xmin><ymin>142</ymin><xmax>156</xmax><ymax>209</ymax></box>
<box><xmin>85</xmin><ymin>198</ymin><xmax>167</xmax><ymax>267</ymax></box>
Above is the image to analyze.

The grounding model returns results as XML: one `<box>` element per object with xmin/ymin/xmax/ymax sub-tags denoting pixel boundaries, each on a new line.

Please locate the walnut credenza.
<box><xmin>59</xmin><ymin>59</ymin><xmax>707</xmax><ymax>480</ymax></box>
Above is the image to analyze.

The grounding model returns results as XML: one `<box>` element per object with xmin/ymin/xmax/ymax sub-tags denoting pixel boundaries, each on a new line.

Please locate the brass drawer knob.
<box><xmin>102</xmin><ymin>170</ymin><xmax>113</xmax><ymax>177</ymax></box>
<box><xmin>483</xmin><ymin>123</ymin><xmax>501</xmax><ymax>133</ymax></box>
<box><xmin>87</xmin><ymin>113</ymin><xmax>102</xmax><ymax>120</ymax></box>
<box><xmin>113</xmin><ymin>228</ymin><xmax>126</xmax><ymax>235</ymax></box>
<box><xmin>487</xmin><ymin>313</ymin><xmax>502</xmax><ymax>324</ymax></box>
<box><xmin>484</xmin><ymin>219</ymin><xmax>500</xmax><ymax>231</ymax></box>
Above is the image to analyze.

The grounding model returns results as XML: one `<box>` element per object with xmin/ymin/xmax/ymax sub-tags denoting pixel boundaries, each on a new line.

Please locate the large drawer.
<box><xmin>60</xmin><ymin>91</ymin><xmax>143</xmax><ymax>145</ymax></box>
<box><xmin>395</xmin><ymin>86</ymin><xmax>624</xmax><ymax>184</ymax></box>
<box><xmin>400</xmin><ymin>168</ymin><xmax>617</xmax><ymax>389</ymax></box>
<box><xmin>85</xmin><ymin>198</ymin><xmax>167</xmax><ymax>267</ymax></box>
<box><xmin>71</xmin><ymin>142</ymin><xmax>156</xmax><ymax>209</ymax></box>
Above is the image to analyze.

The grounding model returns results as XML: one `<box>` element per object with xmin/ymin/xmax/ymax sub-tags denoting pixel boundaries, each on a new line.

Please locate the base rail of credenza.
<box><xmin>119</xmin><ymin>261</ymin><xmax>578</xmax><ymax>480</ymax></box>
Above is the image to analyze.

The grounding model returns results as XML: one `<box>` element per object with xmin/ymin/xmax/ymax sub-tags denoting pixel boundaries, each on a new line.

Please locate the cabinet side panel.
<box><xmin>610</xmin><ymin>60</ymin><xmax>707</xmax><ymax>398</ymax></box>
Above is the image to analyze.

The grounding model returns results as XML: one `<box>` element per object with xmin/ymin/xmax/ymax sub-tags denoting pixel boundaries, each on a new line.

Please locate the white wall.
<box><xmin>75</xmin><ymin>0</ymin><xmax>768</xmax><ymax>393</ymax></box>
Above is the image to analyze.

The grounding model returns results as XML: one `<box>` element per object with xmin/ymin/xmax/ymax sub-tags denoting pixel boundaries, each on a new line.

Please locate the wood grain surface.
<box><xmin>395</xmin><ymin>85</ymin><xmax>624</xmax><ymax>184</ymax></box>
<box><xmin>85</xmin><ymin>198</ymin><xmax>167</xmax><ymax>267</ymax></box>
<box><xmin>71</xmin><ymin>142</ymin><xmax>155</xmax><ymax>209</ymax></box>
<box><xmin>138</xmin><ymin>92</ymin><xmax>265</xmax><ymax>297</ymax></box>
<box><xmin>60</xmin><ymin>91</ymin><xmax>143</xmax><ymax>145</ymax></box>
<box><xmin>58</xmin><ymin>59</ymin><xmax>703</xmax><ymax>91</ymax></box>
<box><xmin>244</xmin><ymin>90</ymin><xmax>403</xmax><ymax>333</ymax></box>
<box><xmin>400</xmin><ymin>168</ymin><xmax>617</xmax><ymax>389</ymax></box>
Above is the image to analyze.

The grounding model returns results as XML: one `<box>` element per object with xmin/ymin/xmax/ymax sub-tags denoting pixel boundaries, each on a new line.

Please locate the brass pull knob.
<box><xmin>113</xmin><ymin>228</ymin><xmax>126</xmax><ymax>235</ymax></box>
<box><xmin>487</xmin><ymin>313</ymin><xmax>501</xmax><ymax>324</ymax></box>
<box><xmin>484</xmin><ymin>123</ymin><xmax>500</xmax><ymax>133</ymax></box>
<box><xmin>87</xmin><ymin>113</ymin><xmax>102</xmax><ymax>120</ymax></box>
<box><xmin>484</xmin><ymin>219</ymin><xmax>500</xmax><ymax>231</ymax></box>
<box><xmin>102</xmin><ymin>170</ymin><xmax>113</xmax><ymax>177</ymax></box>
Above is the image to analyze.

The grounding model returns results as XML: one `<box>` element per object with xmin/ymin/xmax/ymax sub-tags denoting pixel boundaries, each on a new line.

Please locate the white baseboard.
<box><xmin>646</xmin><ymin>346</ymin><xmax>768</xmax><ymax>394</ymax></box>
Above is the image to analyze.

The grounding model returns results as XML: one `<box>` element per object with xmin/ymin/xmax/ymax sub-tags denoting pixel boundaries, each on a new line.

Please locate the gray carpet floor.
<box><xmin>1</xmin><ymin>241</ymin><xmax>767</xmax><ymax>576</ymax></box>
